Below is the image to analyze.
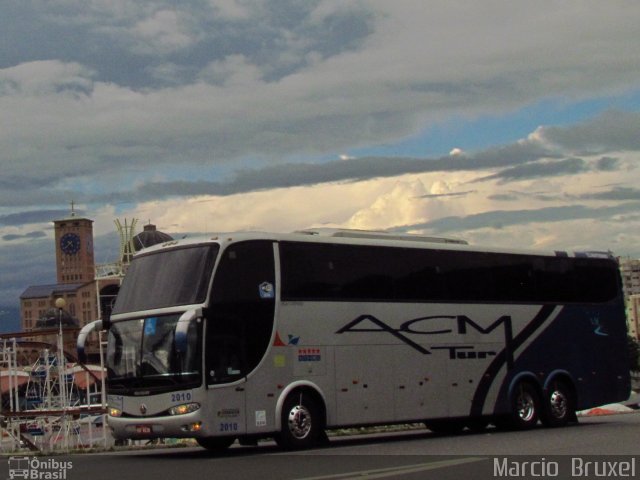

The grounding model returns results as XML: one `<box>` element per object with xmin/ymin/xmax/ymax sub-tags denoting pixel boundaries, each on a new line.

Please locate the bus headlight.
<box><xmin>109</xmin><ymin>407</ymin><xmax>123</xmax><ymax>417</ymax></box>
<box><xmin>169</xmin><ymin>402</ymin><xmax>201</xmax><ymax>416</ymax></box>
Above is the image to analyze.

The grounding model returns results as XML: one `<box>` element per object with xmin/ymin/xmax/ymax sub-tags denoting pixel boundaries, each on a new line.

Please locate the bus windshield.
<box><xmin>106</xmin><ymin>313</ymin><xmax>202</xmax><ymax>391</ymax></box>
<box><xmin>112</xmin><ymin>244</ymin><xmax>219</xmax><ymax>314</ymax></box>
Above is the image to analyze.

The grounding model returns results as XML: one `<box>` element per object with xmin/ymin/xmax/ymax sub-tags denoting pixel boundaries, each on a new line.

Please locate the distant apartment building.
<box><xmin>619</xmin><ymin>257</ymin><xmax>640</xmax><ymax>340</ymax></box>
<box><xmin>629</xmin><ymin>294</ymin><xmax>640</xmax><ymax>340</ymax></box>
<box><xmin>620</xmin><ymin>257</ymin><xmax>640</xmax><ymax>296</ymax></box>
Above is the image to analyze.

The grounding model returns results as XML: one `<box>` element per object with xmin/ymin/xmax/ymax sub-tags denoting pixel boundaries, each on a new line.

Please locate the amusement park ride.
<box><xmin>0</xmin><ymin>218</ymin><xmax>141</xmax><ymax>453</ymax></box>
<box><xmin>0</xmin><ymin>324</ymin><xmax>107</xmax><ymax>452</ymax></box>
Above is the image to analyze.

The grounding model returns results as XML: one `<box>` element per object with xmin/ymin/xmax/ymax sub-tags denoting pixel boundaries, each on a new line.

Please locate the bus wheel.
<box><xmin>196</xmin><ymin>436</ymin><xmax>235</xmax><ymax>452</ymax></box>
<box><xmin>276</xmin><ymin>392</ymin><xmax>323</xmax><ymax>450</ymax></box>
<box><xmin>508</xmin><ymin>382</ymin><xmax>540</xmax><ymax>429</ymax></box>
<box><xmin>541</xmin><ymin>380</ymin><xmax>575</xmax><ymax>428</ymax></box>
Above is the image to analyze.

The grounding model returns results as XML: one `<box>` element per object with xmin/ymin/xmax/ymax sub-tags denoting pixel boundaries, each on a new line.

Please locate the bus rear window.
<box><xmin>113</xmin><ymin>245</ymin><xmax>218</xmax><ymax>314</ymax></box>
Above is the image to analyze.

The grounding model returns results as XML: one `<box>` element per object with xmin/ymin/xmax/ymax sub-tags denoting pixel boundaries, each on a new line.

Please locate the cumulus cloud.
<box><xmin>1</xmin><ymin>2</ymin><xmax>639</xmax><ymax>204</ymax></box>
<box><xmin>1</xmin><ymin>108</ymin><xmax>638</xmax><ymax>214</ymax></box>
<box><xmin>199</xmin><ymin>55</ymin><xmax>264</xmax><ymax>86</ymax></box>
<box><xmin>209</xmin><ymin>0</ymin><xmax>253</xmax><ymax>20</ymax></box>
<box><xmin>346</xmin><ymin>179</ymin><xmax>429</xmax><ymax>230</ymax></box>
<box><xmin>3</xmin><ymin>1</ymin><xmax>640</xmax><ymax>308</ymax></box>
<box><xmin>0</xmin><ymin>60</ymin><xmax>94</xmax><ymax>96</ymax></box>
<box><xmin>130</xmin><ymin>9</ymin><xmax>203</xmax><ymax>55</ymax></box>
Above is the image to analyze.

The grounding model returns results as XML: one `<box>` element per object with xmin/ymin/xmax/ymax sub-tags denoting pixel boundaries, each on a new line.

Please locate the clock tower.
<box><xmin>54</xmin><ymin>205</ymin><xmax>95</xmax><ymax>284</ymax></box>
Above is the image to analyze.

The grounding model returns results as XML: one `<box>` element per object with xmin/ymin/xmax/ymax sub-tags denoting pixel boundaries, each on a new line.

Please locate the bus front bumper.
<box><xmin>107</xmin><ymin>411</ymin><xmax>206</xmax><ymax>440</ymax></box>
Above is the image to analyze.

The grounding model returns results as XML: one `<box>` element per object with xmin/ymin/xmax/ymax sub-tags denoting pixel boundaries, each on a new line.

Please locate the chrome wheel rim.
<box><xmin>516</xmin><ymin>390</ymin><xmax>536</xmax><ymax>422</ymax></box>
<box><xmin>549</xmin><ymin>390</ymin><xmax>568</xmax><ymax>419</ymax></box>
<box><xmin>287</xmin><ymin>405</ymin><xmax>312</xmax><ymax>440</ymax></box>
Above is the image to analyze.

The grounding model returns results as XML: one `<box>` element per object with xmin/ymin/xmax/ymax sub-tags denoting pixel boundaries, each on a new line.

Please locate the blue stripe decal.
<box><xmin>469</xmin><ymin>304</ymin><xmax>556</xmax><ymax>417</ymax></box>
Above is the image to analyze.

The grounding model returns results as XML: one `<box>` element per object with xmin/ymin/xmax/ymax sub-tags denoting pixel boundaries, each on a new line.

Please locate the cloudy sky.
<box><xmin>2</xmin><ymin>1</ymin><xmax>640</xmax><ymax>326</ymax></box>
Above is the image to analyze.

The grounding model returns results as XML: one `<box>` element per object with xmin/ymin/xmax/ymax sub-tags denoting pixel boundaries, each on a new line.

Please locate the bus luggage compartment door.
<box><xmin>335</xmin><ymin>346</ymin><xmax>394</xmax><ymax>425</ymax></box>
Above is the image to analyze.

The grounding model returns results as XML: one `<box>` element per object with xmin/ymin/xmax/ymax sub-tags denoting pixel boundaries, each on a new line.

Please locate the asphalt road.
<box><xmin>7</xmin><ymin>413</ymin><xmax>640</xmax><ymax>480</ymax></box>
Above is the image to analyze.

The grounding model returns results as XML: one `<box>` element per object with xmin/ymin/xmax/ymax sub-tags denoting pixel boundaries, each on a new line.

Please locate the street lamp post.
<box><xmin>54</xmin><ymin>297</ymin><xmax>69</xmax><ymax>450</ymax></box>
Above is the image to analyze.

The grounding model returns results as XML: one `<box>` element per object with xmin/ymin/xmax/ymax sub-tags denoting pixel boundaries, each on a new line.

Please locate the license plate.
<box><xmin>136</xmin><ymin>425</ymin><xmax>152</xmax><ymax>434</ymax></box>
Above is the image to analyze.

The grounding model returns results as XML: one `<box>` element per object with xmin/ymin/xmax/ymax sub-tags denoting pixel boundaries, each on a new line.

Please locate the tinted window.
<box><xmin>113</xmin><ymin>245</ymin><xmax>218</xmax><ymax>314</ymax></box>
<box><xmin>206</xmin><ymin>241</ymin><xmax>276</xmax><ymax>385</ymax></box>
<box><xmin>574</xmin><ymin>259</ymin><xmax>619</xmax><ymax>303</ymax></box>
<box><xmin>280</xmin><ymin>242</ymin><xmax>620</xmax><ymax>304</ymax></box>
<box><xmin>533</xmin><ymin>257</ymin><xmax>576</xmax><ymax>302</ymax></box>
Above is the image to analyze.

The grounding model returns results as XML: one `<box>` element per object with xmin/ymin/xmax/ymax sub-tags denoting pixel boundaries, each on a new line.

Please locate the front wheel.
<box><xmin>275</xmin><ymin>392</ymin><xmax>324</xmax><ymax>450</ymax></box>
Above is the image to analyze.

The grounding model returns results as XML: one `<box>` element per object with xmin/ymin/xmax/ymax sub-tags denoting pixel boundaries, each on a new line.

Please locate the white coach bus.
<box><xmin>80</xmin><ymin>229</ymin><xmax>630</xmax><ymax>451</ymax></box>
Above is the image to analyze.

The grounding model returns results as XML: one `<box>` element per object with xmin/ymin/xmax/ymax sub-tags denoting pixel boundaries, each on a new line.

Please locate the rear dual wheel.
<box><xmin>513</xmin><ymin>382</ymin><xmax>540</xmax><ymax>429</ymax></box>
<box><xmin>494</xmin><ymin>381</ymin><xmax>541</xmax><ymax>430</ymax></box>
<box><xmin>495</xmin><ymin>379</ymin><xmax>577</xmax><ymax>431</ymax></box>
<box><xmin>541</xmin><ymin>380</ymin><xmax>575</xmax><ymax>427</ymax></box>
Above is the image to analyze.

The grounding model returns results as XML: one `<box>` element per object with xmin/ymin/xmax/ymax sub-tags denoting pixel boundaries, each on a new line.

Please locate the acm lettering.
<box><xmin>336</xmin><ymin>314</ymin><xmax>513</xmax><ymax>364</ymax></box>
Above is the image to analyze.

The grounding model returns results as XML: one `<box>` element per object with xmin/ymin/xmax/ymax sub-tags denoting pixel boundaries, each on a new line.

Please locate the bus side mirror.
<box><xmin>175</xmin><ymin>309</ymin><xmax>200</xmax><ymax>355</ymax></box>
<box><xmin>77</xmin><ymin>319</ymin><xmax>104</xmax><ymax>364</ymax></box>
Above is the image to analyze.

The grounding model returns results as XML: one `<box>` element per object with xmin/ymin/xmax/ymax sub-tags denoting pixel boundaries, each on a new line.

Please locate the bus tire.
<box><xmin>507</xmin><ymin>381</ymin><xmax>541</xmax><ymax>430</ymax></box>
<box><xmin>275</xmin><ymin>392</ymin><xmax>323</xmax><ymax>450</ymax></box>
<box><xmin>541</xmin><ymin>379</ymin><xmax>575</xmax><ymax>428</ymax></box>
<box><xmin>196</xmin><ymin>436</ymin><xmax>235</xmax><ymax>452</ymax></box>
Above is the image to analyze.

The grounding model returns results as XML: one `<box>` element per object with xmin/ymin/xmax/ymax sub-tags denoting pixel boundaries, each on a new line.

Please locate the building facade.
<box><xmin>629</xmin><ymin>294</ymin><xmax>640</xmax><ymax>340</ymax></box>
<box><xmin>619</xmin><ymin>257</ymin><xmax>640</xmax><ymax>340</ymax></box>
<box><xmin>19</xmin><ymin>211</ymin><xmax>118</xmax><ymax>333</ymax></box>
<box><xmin>54</xmin><ymin>215</ymin><xmax>96</xmax><ymax>284</ymax></box>
<box><xmin>620</xmin><ymin>257</ymin><xmax>640</xmax><ymax>297</ymax></box>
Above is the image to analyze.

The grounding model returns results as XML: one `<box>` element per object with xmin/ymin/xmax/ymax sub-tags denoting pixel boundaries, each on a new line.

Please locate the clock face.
<box><xmin>60</xmin><ymin>232</ymin><xmax>81</xmax><ymax>255</ymax></box>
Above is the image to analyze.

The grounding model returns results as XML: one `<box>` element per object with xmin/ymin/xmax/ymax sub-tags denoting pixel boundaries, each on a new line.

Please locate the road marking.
<box><xmin>293</xmin><ymin>456</ymin><xmax>487</xmax><ymax>480</ymax></box>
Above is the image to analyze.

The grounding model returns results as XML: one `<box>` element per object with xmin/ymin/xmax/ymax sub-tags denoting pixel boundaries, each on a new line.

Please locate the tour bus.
<box><xmin>78</xmin><ymin>229</ymin><xmax>630</xmax><ymax>451</ymax></box>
